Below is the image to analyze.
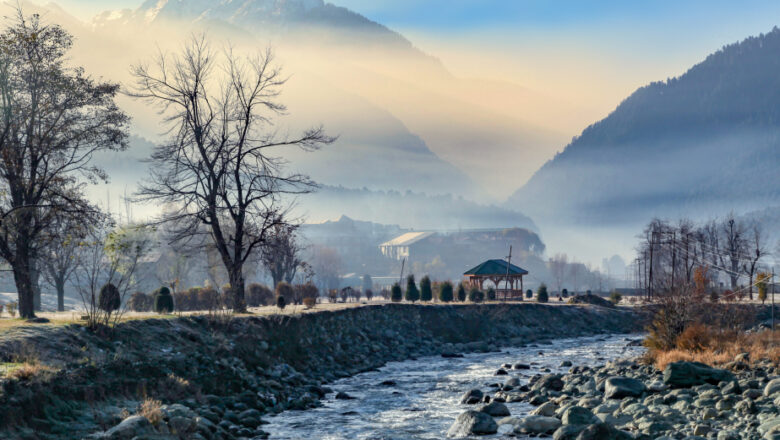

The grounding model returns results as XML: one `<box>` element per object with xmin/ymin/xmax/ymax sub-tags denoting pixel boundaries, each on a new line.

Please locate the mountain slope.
<box><xmin>508</xmin><ymin>27</ymin><xmax>780</xmax><ymax>225</ymax></box>
<box><xmin>89</xmin><ymin>0</ymin><xmax>569</xmax><ymax>198</ymax></box>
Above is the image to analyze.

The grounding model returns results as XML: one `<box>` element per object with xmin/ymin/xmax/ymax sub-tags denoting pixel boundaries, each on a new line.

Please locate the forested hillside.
<box><xmin>509</xmin><ymin>27</ymin><xmax>780</xmax><ymax>225</ymax></box>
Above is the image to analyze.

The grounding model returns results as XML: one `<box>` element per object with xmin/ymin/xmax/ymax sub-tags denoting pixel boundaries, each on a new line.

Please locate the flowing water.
<box><xmin>264</xmin><ymin>334</ymin><xmax>645</xmax><ymax>439</ymax></box>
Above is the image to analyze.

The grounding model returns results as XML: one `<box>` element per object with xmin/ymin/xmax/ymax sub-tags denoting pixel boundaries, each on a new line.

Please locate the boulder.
<box><xmin>460</xmin><ymin>389</ymin><xmax>484</xmax><ymax>405</ymax></box>
<box><xmin>103</xmin><ymin>416</ymin><xmax>154</xmax><ymax>440</ymax></box>
<box><xmin>764</xmin><ymin>378</ymin><xmax>780</xmax><ymax>397</ymax></box>
<box><xmin>513</xmin><ymin>415</ymin><xmax>562</xmax><ymax>434</ymax></box>
<box><xmin>533</xmin><ymin>374</ymin><xmax>564</xmax><ymax>392</ymax></box>
<box><xmin>477</xmin><ymin>401</ymin><xmax>510</xmax><ymax>417</ymax></box>
<box><xmin>446</xmin><ymin>410</ymin><xmax>498</xmax><ymax>437</ymax></box>
<box><xmin>561</xmin><ymin>406</ymin><xmax>596</xmax><ymax>426</ymax></box>
<box><xmin>576</xmin><ymin>422</ymin><xmax>633</xmax><ymax>440</ymax></box>
<box><xmin>531</xmin><ymin>401</ymin><xmax>558</xmax><ymax>417</ymax></box>
<box><xmin>335</xmin><ymin>392</ymin><xmax>355</xmax><ymax>400</ymax></box>
<box><xmin>604</xmin><ymin>377</ymin><xmax>646</xmax><ymax>399</ymax></box>
<box><xmin>662</xmin><ymin>361</ymin><xmax>734</xmax><ymax>388</ymax></box>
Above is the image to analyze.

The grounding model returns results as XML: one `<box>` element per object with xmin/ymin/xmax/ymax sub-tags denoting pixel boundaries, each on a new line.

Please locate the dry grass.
<box><xmin>648</xmin><ymin>328</ymin><xmax>780</xmax><ymax>370</ymax></box>
<box><xmin>2</xmin><ymin>361</ymin><xmax>54</xmax><ymax>381</ymax></box>
<box><xmin>139</xmin><ymin>398</ymin><xmax>163</xmax><ymax>426</ymax></box>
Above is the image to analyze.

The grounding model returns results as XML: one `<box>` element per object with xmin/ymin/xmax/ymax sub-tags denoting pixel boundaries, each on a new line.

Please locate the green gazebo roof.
<box><xmin>463</xmin><ymin>259</ymin><xmax>528</xmax><ymax>276</ymax></box>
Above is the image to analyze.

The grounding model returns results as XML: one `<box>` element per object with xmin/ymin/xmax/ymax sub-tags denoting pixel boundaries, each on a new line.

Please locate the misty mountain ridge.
<box><xmin>508</xmin><ymin>26</ymin><xmax>780</xmax><ymax>226</ymax></box>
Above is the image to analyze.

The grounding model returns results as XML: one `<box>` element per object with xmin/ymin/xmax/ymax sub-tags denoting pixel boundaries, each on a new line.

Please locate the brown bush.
<box><xmin>275</xmin><ymin>282</ymin><xmax>294</xmax><ymax>305</ymax></box>
<box><xmin>127</xmin><ymin>292</ymin><xmax>153</xmax><ymax>312</ymax></box>
<box><xmin>197</xmin><ymin>286</ymin><xmax>220</xmax><ymax>310</ymax></box>
<box><xmin>246</xmin><ymin>283</ymin><xmax>273</xmax><ymax>307</ymax></box>
<box><xmin>675</xmin><ymin>322</ymin><xmax>713</xmax><ymax>352</ymax></box>
<box><xmin>303</xmin><ymin>297</ymin><xmax>316</xmax><ymax>309</ymax></box>
<box><xmin>139</xmin><ymin>398</ymin><xmax>163</xmax><ymax>426</ymax></box>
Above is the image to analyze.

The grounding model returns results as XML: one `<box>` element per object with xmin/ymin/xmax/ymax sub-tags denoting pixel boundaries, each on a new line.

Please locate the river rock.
<box><xmin>513</xmin><ymin>415</ymin><xmax>562</xmax><ymax>434</ymax></box>
<box><xmin>477</xmin><ymin>401</ymin><xmax>510</xmax><ymax>417</ymax></box>
<box><xmin>576</xmin><ymin>422</ymin><xmax>632</xmax><ymax>440</ymax></box>
<box><xmin>447</xmin><ymin>410</ymin><xmax>498</xmax><ymax>437</ymax></box>
<box><xmin>533</xmin><ymin>374</ymin><xmax>564</xmax><ymax>392</ymax></box>
<box><xmin>561</xmin><ymin>406</ymin><xmax>596</xmax><ymax>425</ymax></box>
<box><xmin>604</xmin><ymin>377</ymin><xmax>646</xmax><ymax>399</ymax></box>
<box><xmin>460</xmin><ymin>389</ymin><xmax>484</xmax><ymax>404</ymax></box>
<box><xmin>335</xmin><ymin>392</ymin><xmax>355</xmax><ymax>400</ymax></box>
<box><xmin>764</xmin><ymin>378</ymin><xmax>780</xmax><ymax>397</ymax></box>
<box><xmin>663</xmin><ymin>361</ymin><xmax>734</xmax><ymax>388</ymax></box>
<box><xmin>102</xmin><ymin>416</ymin><xmax>154</xmax><ymax>440</ymax></box>
<box><xmin>531</xmin><ymin>401</ymin><xmax>557</xmax><ymax>417</ymax></box>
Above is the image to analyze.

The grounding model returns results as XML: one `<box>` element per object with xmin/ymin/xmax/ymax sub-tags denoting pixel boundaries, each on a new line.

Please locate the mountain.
<box><xmin>507</xmin><ymin>27</ymin><xmax>780</xmax><ymax>226</ymax></box>
<box><xmin>297</xmin><ymin>185</ymin><xmax>539</xmax><ymax>233</ymax></box>
<box><xmin>87</xmin><ymin>0</ymin><xmax>570</xmax><ymax>199</ymax></box>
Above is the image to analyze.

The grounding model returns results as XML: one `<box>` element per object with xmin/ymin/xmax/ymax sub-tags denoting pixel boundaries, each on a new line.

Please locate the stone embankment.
<box><xmin>450</xmin><ymin>351</ymin><xmax>780</xmax><ymax>439</ymax></box>
<box><xmin>0</xmin><ymin>303</ymin><xmax>642</xmax><ymax>439</ymax></box>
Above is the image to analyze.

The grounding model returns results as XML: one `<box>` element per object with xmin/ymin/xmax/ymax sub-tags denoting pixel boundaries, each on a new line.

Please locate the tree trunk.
<box><xmin>56</xmin><ymin>277</ymin><xmax>65</xmax><ymax>312</ymax></box>
<box><xmin>13</xmin><ymin>255</ymin><xmax>36</xmax><ymax>319</ymax></box>
<box><xmin>230</xmin><ymin>269</ymin><xmax>246</xmax><ymax>313</ymax></box>
<box><xmin>31</xmin><ymin>259</ymin><xmax>41</xmax><ymax>311</ymax></box>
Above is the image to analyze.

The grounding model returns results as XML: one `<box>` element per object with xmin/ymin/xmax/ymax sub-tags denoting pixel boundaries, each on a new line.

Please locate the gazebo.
<box><xmin>463</xmin><ymin>259</ymin><xmax>528</xmax><ymax>299</ymax></box>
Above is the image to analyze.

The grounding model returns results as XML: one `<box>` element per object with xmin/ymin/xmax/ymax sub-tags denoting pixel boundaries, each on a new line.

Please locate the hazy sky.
<box><xmin>49</xmin><ymin>0</ymin><xmax>780</xmax><ymax>113</ymax></box>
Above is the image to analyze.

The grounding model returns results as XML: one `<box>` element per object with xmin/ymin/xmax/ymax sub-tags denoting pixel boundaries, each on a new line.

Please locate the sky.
<box><xmin>49</xmin><ymin>0</ymin><xmax>780</xmax><ymax>114</ymax></box>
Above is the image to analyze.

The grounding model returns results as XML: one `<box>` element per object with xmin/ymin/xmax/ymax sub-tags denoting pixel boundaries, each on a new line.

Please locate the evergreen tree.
<box><xmin>438</xmin><ymin>281</ymin><xmax>454</xmax><ymax>302</ymax></box>
<box><xmin>391</xmin><ymin>282</ymin><xmax>403</xmax><ymax>302</ymax></box>
<box><xmin>405</xmin><ymin>274</ymin><xmax>420</xmax><ymax>302</ymax></box>
<box><xmin>456</xmin><ymin>283</ymin><xmax>467</xmax><ymax>302</ymax></box>
<box><xmin>536</xmin><ymin>283</ymin><xmax>549</xmax><ymax>303</ymax></box>
<box><xmin>420</xmin><ymin>276</ymin><xmax>433</xmax><ymax>302</ymax></box>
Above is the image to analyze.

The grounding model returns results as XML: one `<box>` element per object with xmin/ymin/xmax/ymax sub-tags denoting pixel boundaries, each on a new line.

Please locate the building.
<box><xmin>378</xmin><ymin>231</ymin><xmax>435</xmax><ymax>261</ymax></box>
<box><xmin>463</xmin><ymin>259</ymin><xmax>528</xmax><ymax>299</ymax></box>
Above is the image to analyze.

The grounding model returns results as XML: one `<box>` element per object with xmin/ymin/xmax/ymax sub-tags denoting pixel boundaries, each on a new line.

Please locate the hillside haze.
<box><xmin>509</xmin><ymin>28</ymin><xmax>780</xmax><ymax>227</ymax></box>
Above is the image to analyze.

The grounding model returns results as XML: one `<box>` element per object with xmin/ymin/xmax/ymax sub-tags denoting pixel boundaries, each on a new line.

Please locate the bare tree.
<box><xmin>0</xmin><ymin>11</ymin><xmax>128</xmax><ymax>317</ymax></box>
<box><xmin>722</xmin><ymin>213</ymin><xmax>746</xmax><ymax>290</ymax></box>
<box><xmin>130</xmin><ymin>36</ymin><xmax>334</xmax><ymax>311</ymax></box>
<box><xmin>310</xmin><ymin>245</ymin><xmax>341</xmax><ymax>293</ymax></box>
<box><xmin>260</xmin><ymin>224</ymin><xmax>303</xmax><ymax>288</ymax></box>
<box><xmin>548</xmin><ymin>253</ymin><xmax>568</xmax><ymax>294</ymax></box>
<box><xmin>742</xmin><ymin>223</ymin><xmax>767</xmax><ymax>300</ymax></box>
<box><xmin>72</xmin><ymin>221</ymin><xmax>153</xmax><ymax>329</ymax></box>
<box><xmin>39</xmin><ymin>211</ymin><xmax>95</xmax><ymax>311</ymax></box>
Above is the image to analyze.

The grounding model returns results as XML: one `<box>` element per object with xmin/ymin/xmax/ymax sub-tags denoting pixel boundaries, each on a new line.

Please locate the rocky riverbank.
<box><xmin>0</xmin><ymin>303</ymin><xmax>643</xmax><ymax>439</ymax></box>
<box><xmin>449</xmin><ymin>347</ymin><xmax>780</xmax><ymax>439</ymax></box>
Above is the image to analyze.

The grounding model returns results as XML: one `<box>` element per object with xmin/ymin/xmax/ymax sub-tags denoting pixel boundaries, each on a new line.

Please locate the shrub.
<box><xmin>536</xmin><ymin>284</ymin><xmax>549</xmax><ymax>303</ymax></box>
<box><xmin>7</xmin><ymin>301</ymin><xmax>17</xmax><ymax>317</ymax></box>
<box><xmin>675</xmin><ymin>322</ymin><xmax>712</xmax><ymax>352</ymax></box>
<box><xmin>350</xmin><ymin>287</ymin><xmax>362</xmax><ymax>302</ymax></box>
<box><xmin>456</xmin><ymin>283</ymin><xmax>467</xmax><ymax>302</ymax></box>
<box><xmin>327</xmin><ymin>289</ymin><xmax>339</xmax><ymax>303</ymax></box>
<box><xmin>468</xmin><ymin>287</ymin><xmax>484</xmax><ymax>303</ymax></box>
<box><xmin>609</xmin><ymin>291</ymin><xmax>622</xmax><ymax>304</ymax></box>
<box><xmin>380</xmin><ymin>288</ymin><xmax>390</xmax><ymax>300</ymax></box>
<box><xmin>299</xmin><ymin>283</ymin><xmax>319</xmax><ymax>301</ymax></box>
<box><xmin>365</xmin><ymin>289</ymin><xmax>374</xmax><ymax>301</ymax></box>
<box><xmin>438</xmin><ymin>281</ymin><xmax>454</xmax><ymax>302</ymax></box>
<box><xmin>246</xmin><ymin>283</ymin><xmax>274</xmax><ymax>307</ymax></box>
<box><xmin>154</xmin><ymin>287</ymin><xmax>174</xmax><ymax>314</ymax></box>
<box><xmin>302</xmin><ymin>296</ymin><xmax>316</xmax><ymax>309</ymax></box>
<box><xmin>561</xmin><ymin>288</ymin><xmax>568</xmax><ymax>298</ymax></box>
<box><xmin>757</xmin><ymin>272</ymin><xmax>770</xmax><ymax>304</ymax></box>
<box><xmin>139</xmin><ymin>398</ymin><xmax>163</xmax><ymax>427</ymax></box>
<box><xmin>99</xmin><ymin>283</ymin><xmax>121</xmax><ymax>313</ymax></box>
<box><xmin>128</xmin><ymin>292</ymin><xmax>153</xmax><ymax>312</ymax></box>
<box><xmin>276</xmin><ymin>294</ymin><xmax>286</xmax><ymax>310</ymax></box>
<box><xmin>275</xmin><ymin>282</ymin><xmax>294</xmax><ymax>305</ymax></box>
<box><xmin>173</xmin><ymin>288</ymin><xmax>196</xmax><ymax>311</ymax></box>
<box><xmin>390</xmin><ymin>283</ymin><xmax>403</xmax><ymax>302</ymax></box>
<box><xmin>340</xmin><ymin>287</ymin><xmax>350</xmax><ymax>303</ymax></box>
<box><xmin>197</xmin><ymin>286</ymin><xmax>219</xmax><ymax>310</ymax></box>
<box><xmin>420</xmin><ymin>276</ymin><xmax>433</xmax><ymax>302</ymax></box>
<box><xmin>525</xmin><ymin>289</ymin><xmax>533</xmax><ymax>299</ymax></box>
<box><xmin>405</xmin><ymin>275</ymin><xmax>419</xmax><ymax>302</ymax></box>
<box><xmin>486</xmin><ymin>287</ymin><xmax>496</xmax><ymax>301</ymax></box>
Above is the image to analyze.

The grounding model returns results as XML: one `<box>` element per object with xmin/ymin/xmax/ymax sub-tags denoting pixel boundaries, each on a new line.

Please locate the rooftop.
<box><xmin>464</xmin><ymin>259</ymin><xmax>529</xmax><ymax>276</ymax></box>
<box><xmin>379</xmin><ymin>231</ymin><xmax>435</xmax><ymax>247</ymax></box>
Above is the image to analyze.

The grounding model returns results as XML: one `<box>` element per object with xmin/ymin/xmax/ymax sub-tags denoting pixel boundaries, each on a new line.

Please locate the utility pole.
<box><xmin>505</xmin><ymin>245</ymin><xmax>513</xmax><ymax>302</ymax></box>
<box><xmin>772</xmin><ymin>268</ymin><xmax>775</xmax><ymax>347</ymax></box>
<box><xmin>648</xmin><ymin>231</ymin><xmax>655</xmax><ymax>300</ymax></box>
<box><xmin>671</xmin><ymin>231</ymin><xmax>677</xmax><ymax>291</ymax></box>
<box><xmin>399</xmin><ymin>258</ymin><xmax>406</xmax><ymax>284</ymax></box>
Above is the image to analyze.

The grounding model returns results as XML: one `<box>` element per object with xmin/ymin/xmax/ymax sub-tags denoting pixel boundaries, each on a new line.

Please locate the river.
<box><xmin>264</xmin><ymin>334</ymin><xmax>644</xmax><ymax>439</ymax></box>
